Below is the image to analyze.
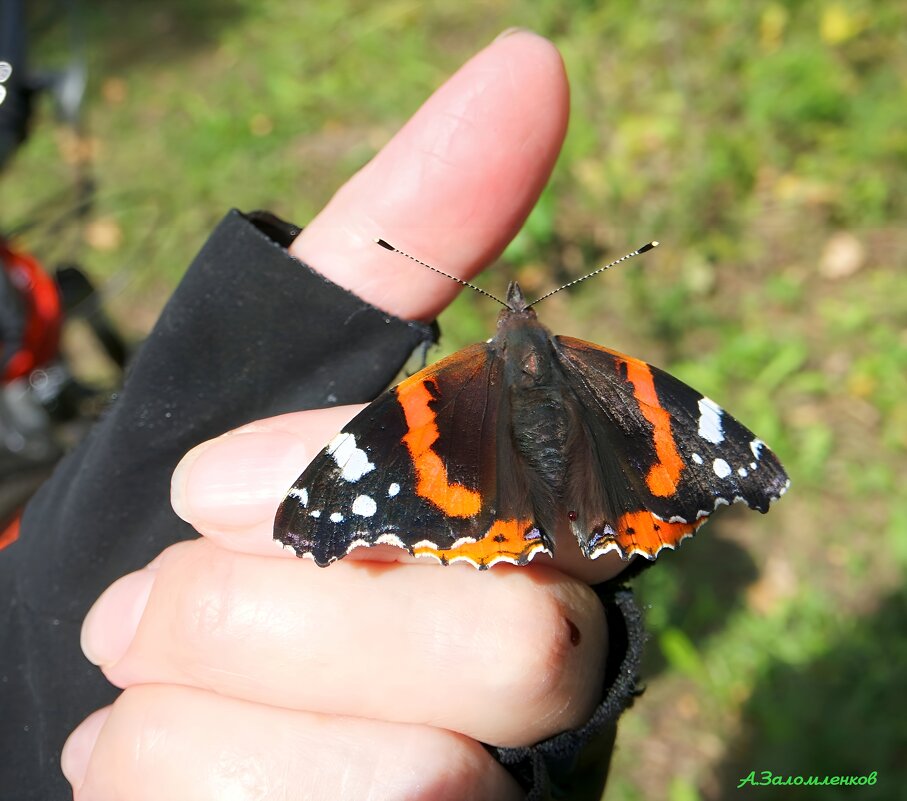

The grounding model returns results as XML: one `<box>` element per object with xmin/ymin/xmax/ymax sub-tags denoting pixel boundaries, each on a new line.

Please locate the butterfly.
<box><xmin>274</xmin><ymin>241</ymin><xmax>789</xmax><ymax>569</ymax></box>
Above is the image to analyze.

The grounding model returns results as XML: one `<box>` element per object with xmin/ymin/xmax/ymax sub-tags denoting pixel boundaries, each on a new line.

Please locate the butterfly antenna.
<box><xmin>525</xmin><ymin>241</ymin><xmax>660</xmax><ymax>308</ymax></box>
<box><xmin>375</xmin><ymin>239</ymin><xmax>508</xmax><ymax>308</ymax></box>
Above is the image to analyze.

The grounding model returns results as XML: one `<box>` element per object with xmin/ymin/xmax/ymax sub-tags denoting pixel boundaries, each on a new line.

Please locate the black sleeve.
<box><xmin>0</xmin><ymin>210</ymin><xmax>644</xmax><ymax>800</ymax></box>
<box><xmin>0</xmin><ymin>0</ymin><xmax>33</xmax><ymax>171</ymax></box>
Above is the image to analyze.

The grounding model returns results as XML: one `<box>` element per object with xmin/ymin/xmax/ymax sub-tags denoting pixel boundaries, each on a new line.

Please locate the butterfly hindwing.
<box><xmin>274</xmin><ymin>343</ymin><xmax>549</xmax><ymax>568</ymax></box>
<box><xmin>554</xmin><ymin>336</ymin><xmax>789</xmax><ymax>559</ymax></box>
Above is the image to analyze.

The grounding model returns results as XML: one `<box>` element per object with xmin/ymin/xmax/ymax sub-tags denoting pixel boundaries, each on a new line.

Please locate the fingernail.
<box><xmin>495</xmin><ymin>26</ymin><xmax>532</xmax><ymax>41</ymax></box>
<box><xmin>81</xmin><ymin>568</ymin><xmax>156</xmax><ymax>667</ymax></box>
<box><xmin>61</xmin><ymin>707</ymin><xmax>110</xmax><ymax>790</ymax></box>
<box><xmin>171</xmin><ymin>431</ymin><xmax>311</xmax><ymax>529</ymax></box>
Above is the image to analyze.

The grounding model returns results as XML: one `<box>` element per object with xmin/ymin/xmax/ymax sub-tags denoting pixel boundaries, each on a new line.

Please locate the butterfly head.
<box><xmin>498</xmin><ymin>281</ymin><xmax>538</xmax><ymax>331</ymax></box>
<box><xmin>505</xmin><ymin>281</ymin><xmax>530</xmax><ymax>313</ymax></box>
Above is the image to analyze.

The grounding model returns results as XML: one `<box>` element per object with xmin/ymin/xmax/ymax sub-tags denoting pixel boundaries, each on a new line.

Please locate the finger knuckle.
<box><xmin>495</xmin><ymin>577</ymin><xmax>605</xmax><ymax>720</ymax></box>
<box><xmin>102</xmin><ymin>687</ymin><xmax>174</xmax><ymax>784</ymax></box>
<box><xmin>384</xmin><ymin>727</ymin><xmax>511</xmax><ymax>801</ymax></box>
<box><xmin>158</xmin><ymin>542</ymin><xmax>244</xmax><ymax>651</ymax></box>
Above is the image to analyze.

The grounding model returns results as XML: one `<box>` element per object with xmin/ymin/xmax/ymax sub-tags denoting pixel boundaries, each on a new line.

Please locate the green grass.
<box><xmin>3</xmin><ymin>1</ymin><xmax>905</xmax><ymax>798</ymax></box>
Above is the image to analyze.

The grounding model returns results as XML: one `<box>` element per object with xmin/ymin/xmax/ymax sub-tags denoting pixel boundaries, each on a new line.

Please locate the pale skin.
<box><xmin>61</xmin><ymin>31</ymin><xmax>630</xmax><ymax>800</ymax></box>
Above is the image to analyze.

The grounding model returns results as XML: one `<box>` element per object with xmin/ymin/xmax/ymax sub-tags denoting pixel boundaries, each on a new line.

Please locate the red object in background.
<box><xmin>0</xmin><ymin>513</ymin><xmax>21</xmax><ymax>550</ymax></box>
<box><xmin>1</xmin><ymin>240</ymin><xmax>62</xmax><ymax>382</ymax></box>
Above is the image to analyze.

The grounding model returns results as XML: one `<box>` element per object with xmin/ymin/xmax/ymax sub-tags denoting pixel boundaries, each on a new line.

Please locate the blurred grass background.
<box><xmin>3</xmin><ymin>1</ymin><xmax>905</xmax><ymax>799</ymax></box>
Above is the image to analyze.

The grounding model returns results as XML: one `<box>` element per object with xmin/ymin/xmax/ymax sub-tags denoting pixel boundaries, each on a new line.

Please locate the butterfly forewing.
<box><xmin>554</xmin><ymin>336</ymin><xmax>789</xmax><ymax>558</ymax></box>
<box><xmin>274</xmin><ymin>343</ymin><xmax>548</xmax><ymax>568</ymax></box>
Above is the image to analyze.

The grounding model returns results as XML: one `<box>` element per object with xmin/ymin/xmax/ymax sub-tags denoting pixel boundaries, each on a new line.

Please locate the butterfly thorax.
<box><xmin>493</xmin><ymin>291</ymin><xmax>570</xmax><ymax>504</ymax></box>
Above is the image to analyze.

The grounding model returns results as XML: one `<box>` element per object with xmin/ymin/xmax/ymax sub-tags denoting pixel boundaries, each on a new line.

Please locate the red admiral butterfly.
<box><xmin>274</xmin><ymin>242</ymin><xmax>789</xmax><ymax>568</ymax></box>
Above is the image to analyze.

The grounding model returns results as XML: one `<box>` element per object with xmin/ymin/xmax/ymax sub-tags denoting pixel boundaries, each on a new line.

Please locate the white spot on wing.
<box><xmin>375</xmin><ymin>533</ymin><xmax>407</xmax><ymax>549</ymax></box>
<box><xmin>328</xmin><ymin>432</ymin><xmax>375</xmax><ymax>482</ymax></box>
<box><xmin>343</xmin><ymin>533</ymin><xmax>410</xmax><ymax>556</ymax></box>
<box><xmin>329</xmin><ymin>512</ymin><xmax>344</xmax><ymax>523</ymax></box>
<box><xmin>288</xmin><ymin>487</ymin><xmax>308</xmax><ymax>507</ymax></box>
<box><xmin>750</xmin><ymin>438</ymin><xmax>765</xmax><ymax>460</ymax></box>
<box><xmin>697</xmin><ymin>397</ymin><xmax>725</xmax><ymax>444</ymax></box>
<box><xmin>352</xmin><ymin>495</ymin><xmax>377</xmax><ymax>517</ymax></box>
<box><xmin>692</xmin><ymin>453</ymin><xmax>703</xmax><ymax>465</ymax></box>
<box><xmin>309</xmin><ymin>510</ymin><xmax>321</xmax><ymax>518</ymax></box>
<box><xmin>387</xmin><ymin>482</ymin><xmax>400</xmax><ymax>497</ymax></box>
<box><xmin>713</xmin><ymin>458</ymin><xmax>732</xmax><ymax>478</ymax></box>
<box><xmin>738</xmin><ymin>467</ymin><xmax>748</xmax><ymax>477</ymax></box>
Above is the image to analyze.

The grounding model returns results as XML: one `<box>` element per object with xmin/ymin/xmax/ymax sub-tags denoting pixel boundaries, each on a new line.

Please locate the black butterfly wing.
<box><xmin>274</xmin><ymin>343</ymin><xmax>549</xmax><ymax>568</ymax></box>
<box><xmin>554</xmin><ymin>336</ymin><xmax>789</xmax><ymax>559</ymax></box>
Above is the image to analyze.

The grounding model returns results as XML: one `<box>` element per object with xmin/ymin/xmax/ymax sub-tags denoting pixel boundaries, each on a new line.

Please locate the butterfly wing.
<box><xmin>274</xmin><ymin>343</ymin><xmax>550</xmax><ymax>568</ymax></box>
<box><xmin>554</xmin><ymin>336</ymin><xmax>789</xmax><ymax>559</ymax></box>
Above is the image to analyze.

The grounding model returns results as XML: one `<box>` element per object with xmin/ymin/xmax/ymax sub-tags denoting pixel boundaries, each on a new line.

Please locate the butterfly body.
<box><xmin>275</xmin><ymin>280</ymin><xmax>789</xmax><ymax>569</ymax></box>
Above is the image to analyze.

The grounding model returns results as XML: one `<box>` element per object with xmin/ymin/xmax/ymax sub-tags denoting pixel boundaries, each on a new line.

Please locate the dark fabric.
<box><xmin>1</xmin><ymin>210</ymin><xmax>436</xmax><ymax>799</ymax></box>
<box><xmin>0</xmin><ymin>209</ymin><xmax>644</xmax><ymax>800</ymax></box>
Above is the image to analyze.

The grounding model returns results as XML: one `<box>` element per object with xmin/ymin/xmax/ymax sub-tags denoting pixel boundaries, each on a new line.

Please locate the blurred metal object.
<box><xmin>0</xmin><ymin>375</ymin><xmax>61</xmax><ymax>466</ymax></box>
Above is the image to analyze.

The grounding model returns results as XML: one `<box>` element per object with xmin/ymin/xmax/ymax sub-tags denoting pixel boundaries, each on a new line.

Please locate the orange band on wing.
<box><xmin>413</xmin><ymin>518</ymin><xmax>546</xmax><ymax>566</ymax></box>
<box><xmin>620</xmin><ymin>359</ymin><xmax>685</xmax><ymax>496</ymax></box>
<box><xmin>397</xmin><ymin>378</ymin><xmax>482</xmax><ymax>517</ymax></box>
<box><xmin>616</xmin><ymin>510</ymin><xmax>699</xmax><ymax>556</ymax></box>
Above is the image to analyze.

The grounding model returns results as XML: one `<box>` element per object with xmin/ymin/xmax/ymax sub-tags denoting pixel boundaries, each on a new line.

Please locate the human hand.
<box><xmin>62</xmin><ymin>31</ymin><xmax>626</xmax><ymax>800</ymax></box>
